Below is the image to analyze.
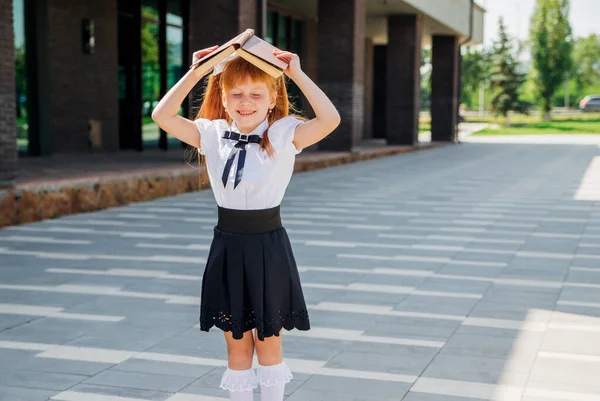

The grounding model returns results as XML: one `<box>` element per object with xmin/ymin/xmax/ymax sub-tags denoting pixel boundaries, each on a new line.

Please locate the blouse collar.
<box><xmin>230</xmin><ymin>117</ymin><xmax>269</xmax><ymax>137</ymax></box>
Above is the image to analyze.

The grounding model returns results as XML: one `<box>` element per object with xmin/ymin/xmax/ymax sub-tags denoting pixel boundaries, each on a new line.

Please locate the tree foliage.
<box><xmin>529</xmin><ymin>0</ymin><xmax>573</xmax><ymax>118</ymax></box>
<box><xmin>572</xmin><ymin>34</ymin><xmax>600</xmax><ymax>91</ymax></box>
<box><xmin>461</xmin><ymin>47</ymin><xmax>490</xmax><ymax>108</ymax></box>
<box><xmin>489</xmin><ymin>18</ymin><xmax>527</xmax><ymax>122</ymax></box>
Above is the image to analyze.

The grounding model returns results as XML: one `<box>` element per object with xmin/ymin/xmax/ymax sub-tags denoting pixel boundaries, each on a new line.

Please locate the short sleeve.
<box><xmin>268</xmin><ymin>116</ymin><xmax>303</xmax><ymax>155</ymax></box>
<box><xmin>195</xmin><ymin>118</ymin><xmax>217</xmax><ymax>156</ymax></box>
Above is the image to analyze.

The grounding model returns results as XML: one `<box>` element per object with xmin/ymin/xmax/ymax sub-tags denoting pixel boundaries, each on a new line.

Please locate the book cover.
<box><xmin>189</xmin><ymin>29</ymin><xmax>289</xmax><ymax>78</ymax></box>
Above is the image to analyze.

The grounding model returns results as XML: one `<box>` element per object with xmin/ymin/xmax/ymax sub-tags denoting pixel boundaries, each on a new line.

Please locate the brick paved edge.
<box><xmin>0</xmin><ymin>142</ymin><xmax>451</xmax><ymax>227</ymax></box>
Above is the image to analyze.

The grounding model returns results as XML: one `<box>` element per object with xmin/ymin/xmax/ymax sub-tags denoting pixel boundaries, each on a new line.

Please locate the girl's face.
<box><xmin>223</xmin><ymin>78</ymin><xmax>276</xmax><ymax>133</ymax></box>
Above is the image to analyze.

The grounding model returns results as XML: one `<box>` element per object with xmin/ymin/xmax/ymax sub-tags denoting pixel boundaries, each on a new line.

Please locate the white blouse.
<box><xmin>195</xmin><ymin>116</ymin><xmax>303</xmax><ymax>210</ymax></box>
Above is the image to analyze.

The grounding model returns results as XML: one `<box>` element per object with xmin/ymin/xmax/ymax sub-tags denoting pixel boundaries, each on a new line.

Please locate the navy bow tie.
<box><xmin>221</xmin><ymin>131</ymin><xmax>262</xmax><ymax>189</ymax></box>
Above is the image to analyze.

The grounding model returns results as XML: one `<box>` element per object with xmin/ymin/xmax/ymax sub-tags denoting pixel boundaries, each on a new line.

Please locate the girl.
<box><xmin>152</xmin><ymin>43</ymin><xmax>340</xmax><ymax>401</ymax></box>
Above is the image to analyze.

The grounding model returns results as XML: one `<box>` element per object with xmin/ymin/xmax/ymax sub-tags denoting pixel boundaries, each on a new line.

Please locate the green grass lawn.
<box><xmin>468</xmin><ymin>113</ymin><xmax>600</xmax><ymax>135</ymax></box>
<box><xmin>419</xmin><ymin>123</ymin><xmax>431</xmax><ymax>133</ymax></box>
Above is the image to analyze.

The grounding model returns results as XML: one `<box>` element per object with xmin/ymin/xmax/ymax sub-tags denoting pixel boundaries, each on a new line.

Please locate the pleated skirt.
<box><xmin>199</xmin><ymin>205</ymin><xmax>311</xmax><ymax>341</ymax></box>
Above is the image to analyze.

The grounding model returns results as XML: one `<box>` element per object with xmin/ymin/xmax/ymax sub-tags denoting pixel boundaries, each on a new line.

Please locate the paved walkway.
<box><xmin>462</xmin><ymin>133</ymin><xmax>600</xmax><ymax>145</ymax></box>
<box><xmin>1</xmin><ymin>141</ymin><xmax>600</xmax><ymax>400</ymax></box>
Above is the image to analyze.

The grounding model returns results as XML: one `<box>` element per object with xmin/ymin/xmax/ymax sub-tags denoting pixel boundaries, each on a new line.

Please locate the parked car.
<box><xmin>579</xmin><ymin>95</ymin><xmax>600</xmax><ymax>112</ymax></box>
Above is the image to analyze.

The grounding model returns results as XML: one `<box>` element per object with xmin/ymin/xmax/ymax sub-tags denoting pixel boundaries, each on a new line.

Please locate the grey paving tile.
<box><xmin>0</xmin><ymin>385</ymin><xmax>56</xmax><ymax>401</ymax></box>
<box><xmin>112</xmin><ymin>359</ymin><xmax>214</xmax><ymax>378</ymax></box>
<box><xmin>394</xmin><ymin>296</ymin><xmax>479</xmax><ymax>315</ymax></box>
<box><xmin>323</xmin><ymin>291</ymin><xmax>407</xmax><ymax>306</ymax></box>
<box><xmin>353</xmin><ymin>273</ymin><xmax>429</xmax><ymax>287</ymax></box>
<box><xmin>401</xmin><ymin>393</ymin><xmax>488</xmax><ymax>401</ymax></box>
<box><xmin>286</xmin><ymin>388</ymin><xmax>399</xmax><ymax>401</ymax></box>
<box><xmin>528</xmin><ymin>357</ymin><xmax>600</xmax><ymax>392</ymax></box>
<box><xmin>540</xmin><ymin>328</ymin><xmax>600</xmax><ymax>355</ymax></box>
<box><xmin>438</xmin><ymin>332</ymin><xmax>543</xmax><ymax>362</ymax></box>
<box><xmin>61</xmin><ymin>383</ymin><xmax>172</xmax><ymax>400</ymax></box>
<box><xmin>299</xmin><ymin>375</ymin><xmax>411</xmax><ymax>399</ymax></box>
<box><xmin>416</xmin><ymin>278</ymin><xmax>491</xmax><ymax>294</ymax></box>
<box><xmin>0</xmin><ymin>369</ymin><xmax>87</xmax><ymax>391</ymax></box>
<box><xmin>364</xmin><ymin>322</ymin><xmax>456</xmax><ymax>341</ymax></box>
<box><xmin>280</xmin><ymin>336</ymin><xmax>348</xmax><ymax>360</ymax></box>
<box><xmin>560</xmin><ymin>286</ymin><xmax>600</xmax><ymax>303</ymax></box>
<box><xmin>84</xmin><ymin>370</ymin><xmax>197</xmax><ymax>392</ymax></box>
<box><xmin>10</xmin><ymin>356</ymin><xmax>112</xmax><ymax>376</ymax></box>
<box><xmin>421</xmin><ymin>353</ymin><xmax>530</xmax><ymax>386</ymax></box>
<box><xmin>324</xmin><ymin>349</ymin><xmax>434</xmax><ymax>375</ymax></box>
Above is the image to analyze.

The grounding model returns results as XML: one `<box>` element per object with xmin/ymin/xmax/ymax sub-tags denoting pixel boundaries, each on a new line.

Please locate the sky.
<box><xmin>481</xmin><ymin>0</ymin><xmax>600</xmax><ymax>47</ymax></box>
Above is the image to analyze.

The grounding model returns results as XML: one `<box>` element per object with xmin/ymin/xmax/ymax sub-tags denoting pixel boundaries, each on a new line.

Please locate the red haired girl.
<box><xmin>152</xmin><ymin>43</ymin><xmax>340</xmax><ymax>401</ymax></box>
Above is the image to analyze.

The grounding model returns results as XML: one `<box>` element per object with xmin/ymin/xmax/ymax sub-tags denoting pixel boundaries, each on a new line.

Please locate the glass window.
<box><xmin>266</xmin><ymin>11</ymin><xmax>275</xmax><ymax>44</ymax></box>
<box><xmin>166</xmin><ymin>0</ymin><xmax>183</xmax><ymax>102</ymax></box>
<box><xmin>291</xmin><ymin>19</ymin><xmax>303</xmax><ymax>56</ymax></box>
<box><xmin>141</xmin><ymin>0</ymin><xmax>160</xmax><ymax>147</ymax></box>
<box><xmin>13</xmin><ymin>0</ymin><xmax>28</xmax><ymax>154</ymax></box>
<box><xmin>277</xmin><ymin>14</ymin><xmax>289</xmax><ymax>49</ymax></box>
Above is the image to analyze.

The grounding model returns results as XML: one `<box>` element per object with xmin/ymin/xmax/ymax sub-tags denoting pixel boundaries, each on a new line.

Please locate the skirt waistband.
<box><xmin>217</xmin><ymin>205</ymin><xmax>282</xmax><ymax>234</ymax></box>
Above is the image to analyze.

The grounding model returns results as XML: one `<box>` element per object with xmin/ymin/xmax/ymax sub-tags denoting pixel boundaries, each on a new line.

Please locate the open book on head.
<box><xmin>189</xmin><ymin>29</ymin><xmax>289</xmax><ymax>78</ymax></box>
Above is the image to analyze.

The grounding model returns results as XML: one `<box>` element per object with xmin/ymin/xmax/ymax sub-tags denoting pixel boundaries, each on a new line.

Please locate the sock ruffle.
<box><xmin>219</xmin><ymin>367</ymin><xmax>259</xmax><ymax>392</ymax></box>
<box><xmin>256</xmin><ymin>361</ymin><xmax>293</xmax><ymax>387</ymax></box>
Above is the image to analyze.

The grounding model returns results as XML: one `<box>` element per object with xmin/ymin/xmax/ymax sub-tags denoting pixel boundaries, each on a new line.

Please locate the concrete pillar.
<box><xmin>386</xmin><ymin>15</ymin><xmax>422</xmax><ymax>146</ymax></box>
<box><xmin>0</xmin><ymin>0</ymin><xmax>16</xmax><ymax>188</ymax></box>
<box><xmin>317</xmin><ymin>0</ymin><xmax>365</xmax><ymax>151</ymax></box>
<box><xmin>431</xmin><ymin>35</ymin><xmax>460</xmax><ymax>142</ymax></box>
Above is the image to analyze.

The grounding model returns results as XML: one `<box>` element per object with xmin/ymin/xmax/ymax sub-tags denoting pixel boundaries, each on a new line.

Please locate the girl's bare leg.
<box><xmin>221</xmin><ymin>330</ymin><xmax>257</xmax><ymax>400</ymax></box>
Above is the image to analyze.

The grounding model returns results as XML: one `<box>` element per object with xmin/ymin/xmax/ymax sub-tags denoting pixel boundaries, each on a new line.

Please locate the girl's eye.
<box><xmin>232</xmin><ymin>93</ymin><xmax>242</xmax><ymax>97</ymax></box>
<box><xmin>252</xmin><ymin>94</ymin><xmax>261</xmax><ymax>98</ymax></box>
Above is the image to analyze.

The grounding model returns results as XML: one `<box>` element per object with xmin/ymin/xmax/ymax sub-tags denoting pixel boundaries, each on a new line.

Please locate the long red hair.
<box><xmin>192</xmin><ymin>56</ymin><xmax>300</xmax><ymax>186</ymax></box>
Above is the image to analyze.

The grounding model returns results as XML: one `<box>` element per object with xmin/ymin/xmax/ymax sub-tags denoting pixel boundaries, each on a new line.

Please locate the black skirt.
<box><xmin>199</xmin><ymin>205</ymin><xmax>311</xmax><ymax>341</ymax></box>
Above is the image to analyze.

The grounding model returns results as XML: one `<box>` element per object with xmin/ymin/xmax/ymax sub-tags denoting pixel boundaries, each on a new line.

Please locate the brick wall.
<box><xmin>386</xmin><ymin>14</ymin><xmax>422</xmax><ymax>146</ymax></box>
<box><xmin>0</xmin><ymin>0</ymin><xmax>16</xmax><ymax>188</ymax></box>
<box><xmin>188</xmin><ymin>0</ymin><xmax>259</xmax><ymax>117</ymax></box>
<box><xmin>46</xmin><ymin>0</ymin><xmax>119</xmax><ymax>153</ymax></box>
<box><xmin>317</xmin><ymin>0</ymin><xmax>365</xmax><ymax>152</ymax></box>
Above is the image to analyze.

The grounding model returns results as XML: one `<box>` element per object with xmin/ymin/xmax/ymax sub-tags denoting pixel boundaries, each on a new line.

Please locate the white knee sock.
<box><xmin>256</xmin><ymin>361</ymin><xmax>293</xmax><ymax>401</ymax></box>
<box><xmin>220</xmin><ymin>367</ymin><xmax>258</xmax><ymax>401</ymax></box>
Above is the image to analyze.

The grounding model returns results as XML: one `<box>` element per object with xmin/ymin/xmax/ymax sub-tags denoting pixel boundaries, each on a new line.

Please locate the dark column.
<box><xmin>363</xmin><ymin>37</ymin><xmax>374</xmax><ymax>141</ymax></box>
<box><xmin>189</xmin><ymin>1</ymin><xmax>261</xmax><ymax>59</ymax></box>
<box><xmin>317</xmin><ymin>0</ymin><xmax>365</xmax><ymax>152</ymax></box>
<box><xmin>188</xmin><ymin>1</ymin><xmax>261</xmax><ymax>116</ymax></box>
<box><xmin>372</xmin><ymin>45</ymin><xmax>386</xmax><ymax>139</ymax></box>
<box><xmin>0</xmin><ymin>0</ymin><xmax>16</xmax><ymax>188</ymax></box>
<box><xmin>386</xmin><ymin>14</ymin><xmax>422</xmax><ymax>146</ymax></box>
<box><xmin>431</xmin><ymin>35</ymin><xmax>460</xmax><ymax>142</ymax></box>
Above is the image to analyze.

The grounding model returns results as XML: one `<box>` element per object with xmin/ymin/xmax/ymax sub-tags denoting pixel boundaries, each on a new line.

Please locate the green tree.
<box><xmin>489</xmin><ymin>18</ymin><xmax>527</xmax><ymax>125</ymax></box>
<box><xmin>572</xmin><ymin>34</ymin><xmax>600</xmax><ymax>91</ymax></box>
<box><xmin>420</xmin><ymin>46</ymin><xmax>432</xmax><ymax>111</ymax></box>
<box><xmin>529</xmin><ymin>0</ymin><xmax>573</xmax><ymax>120</ymax></box>
<box><xmin>461</xmin><ymin>47</ymin><xmax>490</xmax><ymax>109</ymax></box>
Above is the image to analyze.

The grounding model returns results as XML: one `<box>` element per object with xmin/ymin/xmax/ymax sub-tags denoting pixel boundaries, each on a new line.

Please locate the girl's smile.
<box><xmin>223</xmin><ymin>78</ymin><xmax>276</xmax><ymax>133</ymax></box>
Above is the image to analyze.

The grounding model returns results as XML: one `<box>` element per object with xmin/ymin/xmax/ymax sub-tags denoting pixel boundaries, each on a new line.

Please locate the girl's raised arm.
<box><xmin>273</xmin><ymin>50</ymin><xmax>341</xmax><ymax>151</ymax></box>
<box><xmin>151</xmin><ymin>46</ymin><xmax>218</xmax><ymax>148</ymax></box>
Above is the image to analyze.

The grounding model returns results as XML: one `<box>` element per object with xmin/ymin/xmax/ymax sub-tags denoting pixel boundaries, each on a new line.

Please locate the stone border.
<box><xmin>0</xmin><ymin>143</ymin><xmax>449</xmax><ymax>228</ymax></box>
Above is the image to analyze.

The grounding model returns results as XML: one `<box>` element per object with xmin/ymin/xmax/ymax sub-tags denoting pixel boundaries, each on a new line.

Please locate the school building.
<box><xmin>1</xmin><ymin>0</ymin><xmax>484</xmax><ymax>189</ymax></box>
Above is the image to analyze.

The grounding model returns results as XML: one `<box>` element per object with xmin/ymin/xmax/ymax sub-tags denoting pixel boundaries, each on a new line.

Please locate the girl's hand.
<box><xmin>273</xmin><ymin>49</ymin><xmax>302</xmax><ymax>79</ymax></box>
<box><xmin>192</xmin><ymin>45</ymin><xmax>219</xmax><ymax>65</ymax></box>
